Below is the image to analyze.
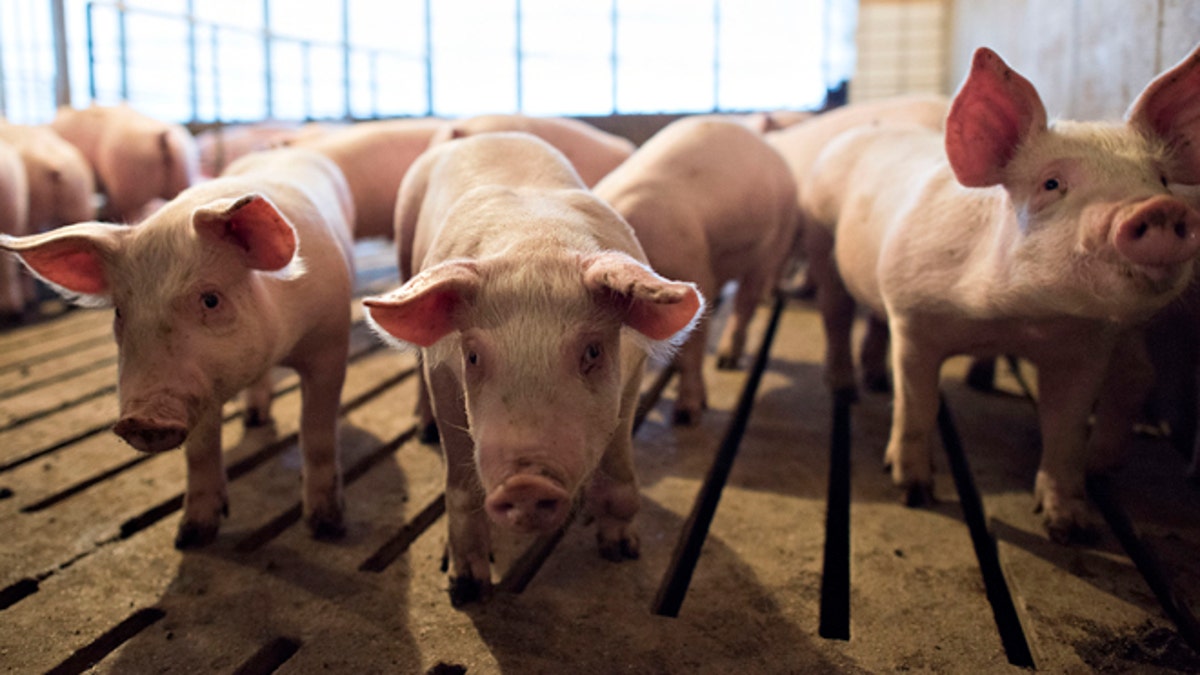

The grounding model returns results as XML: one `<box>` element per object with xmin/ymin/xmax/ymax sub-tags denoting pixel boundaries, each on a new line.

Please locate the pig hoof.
<box><xmin>448</xmin><ymin>575</ymin><xmax>490</xmax><ymax>607</ymax></box>
<box><xmin>716</xmin><ymin>354</ymin><xmax>741</xmax><ymax>370</ymax></box>
<box><xmin>307</xmin><ymin>513</ymin><xmax>346</xmax><ymax>541</ymax></box>
<box><xmin>598</xmin><ymin>536</ymin><xmax>640</xmax><ymax>562</ymax></box>
<box><xmin>174</xmin><ymin>520</ymin><xmax>220</xmax><ymax>549</ymax></box>
<box><xmin>418</xmin><ymin>421</ymin><xmax>440</xmax><ymax>445</ymax></box>
<box><xmin>243</xmin><ymin>408</ymin><xmax>274</xmax><ymax>428</ymax></box>
<box><xmin>1045</xmin><ymin>518</ymin><xmax>1101</xmax><ymax>546</ymax></box>
<box><xmin>902</xmin><ymin>483</ymin><xmax>936</xmax><ymax>508</ymax></box>
<box><xmin>672</xmin><ymin>407</ymin><xmax>702</xmax><ymax>427</ymax></box>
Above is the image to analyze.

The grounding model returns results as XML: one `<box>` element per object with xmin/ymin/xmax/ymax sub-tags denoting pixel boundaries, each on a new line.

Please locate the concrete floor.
<box><xmin>2</xmin><ymin>242</ymin><xmax>1200</xmax><ymax>673</ymax></box>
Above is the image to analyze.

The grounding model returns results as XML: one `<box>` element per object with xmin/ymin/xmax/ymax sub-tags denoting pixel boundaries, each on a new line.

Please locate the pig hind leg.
<box><xmin>716</xmin><ymin>269</ymin><xmax>769</xmax><ymax>370</ymax></box>
<box><xmin>808</xmin><ymin>226</ymin><xmax>858</xmax><ymax>398</ymax></box>
<box><xmin>859</xmin><ymin>314</ymin><xmax>891</xmax><ymax>393</ymax></box>
<box><xmin>177</xmin><ymin>407</ymin><xmax>228</xmax><ymax>548</ymax></box>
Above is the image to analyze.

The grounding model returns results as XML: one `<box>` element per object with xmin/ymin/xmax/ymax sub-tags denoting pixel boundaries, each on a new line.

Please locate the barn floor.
<box><xmin>3</xmin><ymin>240</ymin><xmax>1200</xmax><ymax>674</ymax></box>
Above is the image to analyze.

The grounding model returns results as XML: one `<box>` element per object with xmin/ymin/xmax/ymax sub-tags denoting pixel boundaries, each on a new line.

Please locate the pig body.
<box><xmin>0</xmin><ymin>141</ymin><xmax>30</xmax><ymax>317</ymax></box>
<box><xmin>196</xmin><ymin>121</ymin><xmax>339</xmax><ymax>178</ymax></box>
<box><xmin>804</xmin><ymin>46</ymin><xmax>1200</xmax><ymax>542</ymax></box>
<box><xmin>0</xmin><ymin>147</ymin><xmax>355</xmax><ymax>548</ymax></box>
<box><xmin>595</xmin><ymin>116</ymin><xmax>798</xmax><ymax>425</ymax></box>
<box><xmin>50</xmin><ymin>105</ymin><xmax>200</xmax><ymax>223</ymax></box>
<box><xmin>285</xmin><ymin>118</ymin><xmax>447</xmax><ymax>240</ymax></box>
<box><xmin>0</xmin><ymin>122</ymin><xmax>95</xmax><ymax>231</ymax></box>
<box><xmin>768</xmin><ymin>95</ymin><xmax>948</xmax><ymax>385</ymax></box>
<box><xmin>365</xmin><ymin>132</ymin><xmax>703</xmax><ymax>603</ymax></box>
<box><xmin>430</xmin><ymin>114</ymin><xmax>634</xmax><ymax>187</ymax></box>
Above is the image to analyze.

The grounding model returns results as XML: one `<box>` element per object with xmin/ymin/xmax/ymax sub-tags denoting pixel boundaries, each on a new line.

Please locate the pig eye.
<box><xmin>200</xmin><ymin>292</ymin><xmax>220</xmax><ymax>310</ymax></box>
<box><xmin>1043</xmin><ymin>178</ymin><xmax>1060</xmax><ymax>191</ymax></box>
<box><xmin>466</xmin><ymin>351</ymin><xmax>480</xmax><ymax>367</ymax></box>
<box><xmin>580</xmin><ymin>342</ymin><xmax>603</xmax><ymax>375</ymax></box>
<box><xmin>1161</xmin><ymin>175</ymin><xmax>1170</xmax><ymax>188</ymax></box>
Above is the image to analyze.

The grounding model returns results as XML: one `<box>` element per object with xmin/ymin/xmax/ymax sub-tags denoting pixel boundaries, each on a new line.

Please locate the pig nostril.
<box><xmin>1176</xmin><ymin>222</ymin><xmax>1188</xmax><ymax>239</ymax></box>
<box><xmin>1133</xmin><ymin>222</ymin><xmax>1149</xmax><ymax>239</ymax></box>
<box><xmin>536</xmin><ymin>499</ymin><xmax>560</xmax><ymax>512</ymax></box>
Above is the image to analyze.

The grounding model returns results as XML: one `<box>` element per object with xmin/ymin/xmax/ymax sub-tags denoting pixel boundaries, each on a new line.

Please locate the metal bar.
<box><xmin>711</xmin><ymin>0</ymin><xmax>719</xmax><ymax>111</ymax></box>
<box><xmin>86</xmin><ymin>2</ymin><xmax>97</xmax><ymax>102</ymax></box>
<box><xmin>50</xmin><ymin>0</ymin><xmax>71</xmax><ymax>107</ymax></box>
<box><xmin>117</xmin><ymin>1</ymin><xmax>128</xmax><ymax>100</ymax></box>
<box><xmin>186</xmin><ymin>0</ymin><xmax>197</xmax><ymax>122</ymax></box>
<box><xmin>423</xmin><ymin>0</ymin><xmax>433</xmax><ymax>116</ymax></box>
<box><xmin>262</xmin><ymin>0</ymin><xmax>273</xmax><ymax>118</ymax></box>
<box><xmin>818</xmin><ymin>390</ymin><xmax>853</xmax><ymax>640</ymax></box>
<box><xmin>515</xmin><ymin>0</ymin><xmax>523</xmax><ymax>112</ymax></box>
<box><xmin>610</xmin><ymin>0</ymin><xmax>618</xmax><ymax>114</ymax></box>
<box><xmin>341</xmin><ymin>0</ymin><xmax>350</xmax><ymax>119</ymax></box>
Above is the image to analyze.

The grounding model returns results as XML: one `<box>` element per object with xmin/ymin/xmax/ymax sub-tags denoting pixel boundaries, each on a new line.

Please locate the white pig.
<box><xmin>594</xmin><ymin>116</ymin><xmax>799</xmax><ymax>426</ymax></box>
<box><xmin>50</xmin><ymin>104</ymin><xmax>200</xmax><ymax>223</ymax></box>
<box><xmin>0</xmin><ymin>140</ymin><xmax>30</xmax><ymax>319</ymax></box>
<box><xmin>0</xmin><ymin>121</ymin><xmax>96</xmax><ymax>232</ymax></box>
<box><xmin>0</xmin><ymin>147</ymin><xmax>355</xmax><ymax>548</ymax></box>
<box><xmin>803</xmin><ymin>46</ymin><xmax>1200</xmax><ymax>542</ymax></box>
<box><xmin>429</xmin><ymin>114</ymin><xmax>635</xmax><ymax>187</ymax></box>
<box><xmin>364</xmin><ymin>132</ymin><xmax>703</xmax><ymax>603</ymax></box>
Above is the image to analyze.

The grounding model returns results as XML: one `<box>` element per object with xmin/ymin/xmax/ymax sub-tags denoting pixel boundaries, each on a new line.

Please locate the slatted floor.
<box><xmin>2</xmin><ymin>240</ymin><xmax>1200</xmax><ymax>673</ymax></box>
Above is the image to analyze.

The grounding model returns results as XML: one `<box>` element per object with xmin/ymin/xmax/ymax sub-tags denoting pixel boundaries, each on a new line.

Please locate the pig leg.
<box><xmin>885</xmin><ymin>326</ymin><xmax>941</xmax><ymax>506</ymax></box>
<box><xmin>1033</xmin><ymin>355</ymin><xmax>1109</xmax><ymax>543</ymax></box>
<box><xmin>415</xmin><ymin>353</ymin><xmax>438</xmax><ymax>444</ymax></box>
<box><xmin>808</xmin><ymin>227</ymin><xmax>857</xmax><ymax>398</ymax></box>
<box><xmin>176</xmin><ymin>406</ymin><xmax>228</xmax><ymax>549</ymax></box>
<box><xmin>242</xmin><ymin>371</ymin><xmax>274</xmax><ymax>427</ymax></box>
<box><xmin>716</xmin><ymin>270</ymin><xmax>768</xmax><ymax>370</ymax></box>
<box><xmin>428</xmin><ymin>362</ymin><xmax>492</xmax><ymax>605</ymax></box>
<box><xmin>0</xmin><ymin>256</ymin><xmax>25</xmax><ymax>321</ymax></box>
<box><xmin>859</xmin><ymin>314</ymin><xmax>891</xmax><ymax>393</ymax></box>
<box><xmin>586</xmin><ymin>371</ymin><xmax>643</xmax><ymax>561</ymax></box>
<box><xmin>297</xmin><ymin>351</ymin><xmax>347</xmax><ymax>540</ymax></box>
<box><xmin>1087</xmin><ymin>330</ymin><xmax>1153</xmax><ymax>473</ymax></box>
<box><xmin>673</xmin><ymin>275</ymin><xmax>717</xmax><ymax>426</ymax></box>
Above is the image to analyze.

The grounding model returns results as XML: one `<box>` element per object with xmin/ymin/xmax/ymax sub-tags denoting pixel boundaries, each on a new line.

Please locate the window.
<box><xmin>0</xmin><ymin>0</ymin><xmax>857</xmax><ymax>124</ymax></box>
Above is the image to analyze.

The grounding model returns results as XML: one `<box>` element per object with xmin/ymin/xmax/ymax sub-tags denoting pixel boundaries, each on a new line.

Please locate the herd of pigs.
<box><xmin>1</xmin><ymin>44</ymin><xmax>1199</xmax><ymax>605</ymax></box>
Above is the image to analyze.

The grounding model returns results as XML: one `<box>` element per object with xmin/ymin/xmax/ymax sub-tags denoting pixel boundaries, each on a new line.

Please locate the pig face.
<box><xmin>945</xmin><ymin>47</ymin><xmax>1200</xmax><ymax>323</ymax></box>
<box><xmin>0</xmin><ymin>194</ymin><xmax>301</xmax><ymax>453</ymax></box>
<box><xmin>366</xmin><ymin>250</ymin><xmax>702</xmax><ymax>533</ymax></box>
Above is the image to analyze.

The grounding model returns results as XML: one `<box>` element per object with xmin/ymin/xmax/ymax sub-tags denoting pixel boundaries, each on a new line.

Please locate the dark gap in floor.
<box><xmin>42</xmin><ymin>607</ymin><xmax>166</xmax><ymax>675</ymax></box>
<box><xmin>359</xmin><ymin>493</ymin><xmax>446</xmax><ymax>573</ymax></box>
<box><xmin>231</xmin><ymin>636</ymin><xmax>302</xmax><ymax>675</ymax></box>
<box><xmin>0</xmin><ymin>577</ymin><xmax>39</xmax><ymax>611</ymax></box>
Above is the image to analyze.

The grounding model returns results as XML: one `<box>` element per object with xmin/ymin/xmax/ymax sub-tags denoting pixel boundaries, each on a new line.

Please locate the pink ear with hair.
<box><xmin>363</xmin><ymin>260</ymin><xmax>481</xmax><ymax>347</ymax></box>
<box><xmin>1127</xmin><ymin>43</ymin><xmax>1200</xmax><ymax>184</ymax></box>
<box><xmin>582</xmin><ymin>251</ymin><xmax>704</xmax><ymax>342</ymax></box>
<box><xmin>0</xmin><ymin>222</ymin><xmax>123</xmax><ymax>296</ymax></box>
<box><xmin>193</xmin><ymin>194</ymin><xmax>297</xmax><ymax>271</ymax></box>
<box><xmin>945</xmin><ymin>47</ymin><xmax>1048</xmax><ymax>188</ymax></box>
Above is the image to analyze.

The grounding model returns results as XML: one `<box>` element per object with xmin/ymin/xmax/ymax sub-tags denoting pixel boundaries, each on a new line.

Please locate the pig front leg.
<box><xmin>586</xmin><ymin>375</ymin><xmax>643</xmax><ymax>561</ymax></box>
<box><xmin>885</xmin><ymin>327</ymin><xmax>941</xmax><ymax>506</ymax></box>
<box><xmin>428</xmin><ymin>364</ymin><xmax>493</xmax><ymax>605</ymax></box>
<box><xmin>1034</xmin><ymin>354</ymin><xmax>1111</xmax><ymax>543</ymax></box>
<box><xmin>297</xmin><ymin>351</ymin><xmax>347</xmax><ymax>540</ymax></box>
<box><xmin>177</xmin><ymin>406</ymin><xmax>228</xmax><ymax>549</ymax></box>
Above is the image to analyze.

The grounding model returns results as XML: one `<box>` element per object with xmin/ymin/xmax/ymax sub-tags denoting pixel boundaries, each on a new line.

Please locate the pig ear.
<box><xmin>1127</xmin><ymin>44</ymin><xmax>1200</xmax><ymax>184</ymax></box>
<box><xmin>192</xmin><ymin>194</ymin><xmax>298</xmax><ymax>272</ymax></box>
<box><xmin>582</xmin><ymin>252</ymin><xmax>705</xmax><ymax>342</ymax></box>
<box><xmin>363</xmin><ymin>260</ymin><xmax>481</xmax><ymax>348</ymax></box>
<box><xmin>0</xmin><ymin>222</ymin><xmax>123</xmax><ymax>302</ymax></box>
<box><xmin>945</xmin><ymin>47</ymin><xmax>1048</xmax><ymax>187</ymax></box>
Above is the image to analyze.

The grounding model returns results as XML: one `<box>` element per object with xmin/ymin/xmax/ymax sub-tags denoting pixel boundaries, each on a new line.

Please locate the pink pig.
<box><xmin>285</xmin><ymin>118</ymin><xmax>448</xmax><ymax>240</ymax></box>
<box><xmin>364</xmin><ymin>132</ymin><xmax>703</xmax><ymax>603</ymax></box>
<box><xmin>594</xmin><ymin>116</ymin><xmax>799</xmax><ymax>426</ymax></box>
<box><xmin>429</xmin><ymin>114</ymin><xmax>635</xmax><ymax>188</ymax></box>
<box><xmin>0</xmin><ymin>147</ymin><xmax>355</xmax><ymax>548</ymax></box>
<box><xmin>0</xmin><ymin>141</ymin><xmax>30</xmax><ymax>318</ymax></box>
<box><xmin>0</xmin><ymin>121</ymin><xmax>96</xmax><ymax>231</ymax></box>
<box><xmin>803</xmin><ymin>46</ymin><xmax>1200</xmax><ymax>542</ymax></box>
<box><xmin>50</xmin><ymin>104</ymin><xmax>200</xmax><ymax>223</ymax></box>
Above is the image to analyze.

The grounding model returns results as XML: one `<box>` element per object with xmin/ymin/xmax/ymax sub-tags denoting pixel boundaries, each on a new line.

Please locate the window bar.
<box><xmin>515</xmin><ymin>0</ymin><xmax>523</xmax><ymax>113</ymax></box>
<box><xmin>423</xmin><ymin>0</ymin><xmax>433</xmax><ymax>117</ymax></box>
<box><xmin>262</xmin><ymin>0</ymin><xmax>273</xmax><ymax>119</ymax></box>
<box><xmin>210</xmin><ymin>23</ymin><xmax>221</xmax><ymax>122</ymax></box>
<box><xmin>51</xmin><ymin>0</ymin><xmax>71</xmax><ymax>107</ymax></box>
<box><xmin>340</xmin><ymin>0</ymin><xmax>350</xmax><ymax>119</ymax></box>
<box><xmin>711</xmin><ymin>0</ymin><xmax>719</xmax><ymax>112</ymax></box>
<box><xmin>86</xmin><ymin>2</ymin><xmax>97</xmax><ymax>102</ymax></box>
<box><xmin>117</xmin><ymin>1</ymin><xmax>128</xmax><ymax>100</ymax></box>
<box><xmin>610</xmin><ymin>0</ymin><xmax>618</xmax><ymax>114</ymax></box>
<box><xmin>186</xmin><ymin>0</ymin><xmax>197</xmax><ymax>122</ymax></box>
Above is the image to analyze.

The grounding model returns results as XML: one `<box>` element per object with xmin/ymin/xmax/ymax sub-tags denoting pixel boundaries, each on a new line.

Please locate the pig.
<box><xmin>0</xmin><ymin>140</ymin><xmax>30</xmax><ymax>319</ymax></box>
<box><xmin>363</xmin><ymin>132</ymin><xmax>704</xmax><ymax>603</ymax></box>
<box><xmin>0</xmin><ymin>146</ymin><xmax>355</xmax><ymax>548</ymax></box>
<box><xmin>768</xmin><ymin>95</ymin><xmax>949</xmax><ymax>387</ymax></box>
<box><xmin>735</xmin><ymin>109</ymin><xmax>815</xmax><ymax>134</ymax></box>
<box><xmin>195</xmin><ymin>121</ymin><xmax>338</xmax><ymax>178</ymax></box>
<box><xmin>50</xmin><ymin>104</ymin><xmax>201</xmax><ymax>223</ymax></box>
<box><xmin>0</xmin><ymin>121</ymin><xmax>96</xmax><ymax>232</ymax></box>
<box><xmin>429</xmin><ymin>114</ymin><xmax>635</xmax><ymax>187</ymax></box>
<box><xmin>284</xmin><ymin>118</ymin><xmax>448</xmax><ymax>240</ymax></box>
<box><xmin>802</xmin><ymin>45</ymin><xmax>1200</xmax><ymax>543</ymax></box>
<box><xmin>594</xmin><ymin>116</ymin><xmax>799</xmax><ymax>426</ymax></box>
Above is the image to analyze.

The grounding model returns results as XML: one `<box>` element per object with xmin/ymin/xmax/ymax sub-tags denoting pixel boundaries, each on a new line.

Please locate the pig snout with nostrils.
<box><xmin>803</xmin><ymin>44</ymin><xmax>1200</xmax><ymax>543</ymax></box>
<box><xmin>0</xmin><ymin>147</ymin><xmax>356</xmax><ymax>549</ymax></box>
<box><xmin>365</xmin><ymin>132</ymin><xmax>703</xmax><ymax>604</ymax></box>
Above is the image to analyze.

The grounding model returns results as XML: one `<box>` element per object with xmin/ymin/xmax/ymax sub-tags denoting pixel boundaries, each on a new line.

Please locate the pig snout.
<box><xmin>484</xmin><ymin>473</ymin><xmax>571</xmax><ymax>533</ymax></box>
<box><xmin>113</xmin><ymin>416</ymin><xmax>188</xmax><ymax>453</ymax></box>
<box><xmin>1113</xmin><ymin>196</ymin><xmax>1200</xmax><ymax>267</ymax></box>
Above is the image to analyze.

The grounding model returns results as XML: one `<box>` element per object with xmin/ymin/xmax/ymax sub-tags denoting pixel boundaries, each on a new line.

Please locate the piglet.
<box><xmin>803</xmin><ymin>45</ymin><xmax>1200</xmax><ymax>543</ymax></box>
<box><xmin>594</xmin><ymin>116</ymin><xmax>798</xmax><ymax>425</ymax></box>
<box><xmin>50</xmin><ymin>104</ymin><xmax>200</xmax><ymax>223</ymax></box>
<box><xmin>364</xmin><ymin>132</ymin><xmax>703</xmax><ymax>604</ymax></box>
<box><xmin>0</xmin><ymin>147</ymin><xmax>356</xmax><ymax>548</ymax></box>
<box><xmin>429</xmin><ymin>114</ymin><xmax>635</xmax><ymax>187</ymax></box>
